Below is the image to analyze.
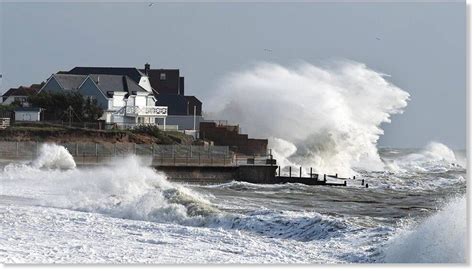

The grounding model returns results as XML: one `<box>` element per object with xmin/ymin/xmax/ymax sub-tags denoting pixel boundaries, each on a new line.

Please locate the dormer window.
<box><xmin>160</xmin><ymin>73</ymin><xmax>166</xmax><ymax>80</ymax></box>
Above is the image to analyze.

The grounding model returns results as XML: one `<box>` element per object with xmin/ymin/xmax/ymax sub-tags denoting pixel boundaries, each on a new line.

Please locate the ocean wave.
<box><xmin>382</xmin><ymin>196</ymin><xmax>467</xmax><ymax>263</ymax></box>
<box><xmin>206</xmin><ymin>61</ymin><xmax>410</xmax><ymax>176</ymax></box>
<box><xmin>0</xmin><ymin>145</ymin><xmax>348</xmax><ymax>242</ymax></box>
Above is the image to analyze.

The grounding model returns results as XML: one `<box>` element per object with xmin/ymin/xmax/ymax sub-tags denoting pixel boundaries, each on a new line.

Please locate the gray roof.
<box><xmin>52</xmin><ymin>74</ymin><xmax>87</xmax><ymax>90</ymax></box>
<box><xmin>63</xmin><ymin>67</ymin><xmax>145</xmax><ymax>84</ymax></box>
<box><xmin>46</xmin><ymin>73</ymin><xmax>149</xmax><ymax>98</ymax></box>
<box><xmin>88</xmin><ymin>74</ymin><xmax>148</xmax><ymax>97</ymax></box>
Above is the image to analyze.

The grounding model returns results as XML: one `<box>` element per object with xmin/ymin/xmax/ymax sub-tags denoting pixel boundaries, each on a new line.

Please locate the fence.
<box><xmin>0</xmin><ymin>141</ymin><xmax>237</xmax><ymax>166</ymax></box>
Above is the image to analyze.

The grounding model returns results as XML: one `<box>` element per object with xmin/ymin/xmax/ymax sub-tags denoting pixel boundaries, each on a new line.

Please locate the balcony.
<box><xmin>117</xmin><ymin>106</ymin><xmax>168</xmax><ymax>117</ymax></box>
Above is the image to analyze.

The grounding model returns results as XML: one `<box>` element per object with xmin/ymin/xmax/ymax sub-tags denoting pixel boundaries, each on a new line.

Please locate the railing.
<box><xmin>124</xmin><ymin>106</ymin><xmax>168</xmax><ymax>116</ymax></box>
<box><xmin>0</xmin><ymin>141</ymin><xmax>237</xmax><ymax>167</ymax></box>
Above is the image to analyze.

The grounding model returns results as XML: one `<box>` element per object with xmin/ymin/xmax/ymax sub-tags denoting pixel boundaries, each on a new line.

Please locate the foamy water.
<box><xmin>0</xmin><ymin>142</ymin><xmax>466</xmax><ymax>263</ymax></box>
<box><xmin>0</xmin><ymin>62</ymin><xmax>466</xmax><ymax>264</ymax></box>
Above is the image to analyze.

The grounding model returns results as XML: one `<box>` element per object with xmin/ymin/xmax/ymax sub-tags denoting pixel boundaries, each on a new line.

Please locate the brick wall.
<box><xmin>199</xmin><ymin>122</ymin><xmax>268</xmax><ymax>156</ymax></box>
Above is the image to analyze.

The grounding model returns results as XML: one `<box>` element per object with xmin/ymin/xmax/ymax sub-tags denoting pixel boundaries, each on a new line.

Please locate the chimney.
<box><xmin>144</xmin><ymin>63</ymin><xmax>150</xmax><ymax>75</ymax></box>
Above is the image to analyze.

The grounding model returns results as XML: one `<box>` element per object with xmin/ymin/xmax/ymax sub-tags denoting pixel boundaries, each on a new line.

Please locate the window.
<box><xmin>160</xmin><ymin>73</ymin><xmax>166</xmax><ymax>80</ymax></box>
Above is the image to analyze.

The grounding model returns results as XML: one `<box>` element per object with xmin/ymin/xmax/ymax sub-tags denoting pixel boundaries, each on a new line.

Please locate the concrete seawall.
<box><xmin>154</xmin><ymin>165</ymin><xmax>278</xmax><ymax>183</ymax></box>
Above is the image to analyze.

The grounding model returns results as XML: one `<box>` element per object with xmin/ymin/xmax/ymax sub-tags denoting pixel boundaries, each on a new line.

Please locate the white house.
<box><xmin>39</xmin><ymin>73</ymin><xmax>168</xmax><ymax>128</ymax></box>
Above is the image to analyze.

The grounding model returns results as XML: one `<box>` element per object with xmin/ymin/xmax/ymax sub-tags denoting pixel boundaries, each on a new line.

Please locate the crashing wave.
<box><xmin>206</xmin><ymin>61</ymin><xmax>410</xmax><ymax>176</ymax></box>
<box><xmin>383</xmin><ymin>196</ymin><xmax>466</xmax><ymax>263</ymax></box>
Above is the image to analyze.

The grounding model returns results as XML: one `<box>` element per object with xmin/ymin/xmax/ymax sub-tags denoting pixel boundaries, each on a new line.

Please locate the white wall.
<box><xmin>138</xmin><ymin>76</ymin><xmax>153</xmax><ymax>93</ymax></box>
<box><xmin>15</xmin><ymin>111</ymin><xmax>40</xmax><ymax>122</ymax></box>
<box><xmin>134</xmin><ymin>95</ymin><xmax>147</xmax><ymax>107</ymax></box>
<box><xmin>112</xmin><ymin>93</ymin><xmax>126</xmax><ymax>108</ymax></box>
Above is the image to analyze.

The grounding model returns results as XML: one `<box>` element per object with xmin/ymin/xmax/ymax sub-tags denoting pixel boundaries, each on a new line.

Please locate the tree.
<box><xmin>83</xmin><ymin>97</ymin><xmax>103</xmax><ymax>122</ymax></box>
<box><xmin>28</xmin><ymin>92</ymin><xmax>103</xmax><ymax>122</ymax></box>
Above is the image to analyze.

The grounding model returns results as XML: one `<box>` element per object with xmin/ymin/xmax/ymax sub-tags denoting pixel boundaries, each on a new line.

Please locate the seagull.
<box><xmin>376</xmin><ymin>37</ymin><xmax>381</xmax><ymax>40</ymax></box>
<box><xmin>263</xmin><ymin>48</ymin><xmax>273</xmax><ymax>52</ymax></box>
<box><xmin>149</xmin><ymin>3</ymin><xmax>154</xmax><ymax>7</ymax></box>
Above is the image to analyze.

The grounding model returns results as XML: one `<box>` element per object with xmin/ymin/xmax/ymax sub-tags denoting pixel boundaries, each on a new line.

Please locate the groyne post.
<box><xmin>289</xmin><ymin>167</ymin><xmax>292</xmax><ymax>177</ymax></box>
<box><xmin>278</xmin><ymin>166</ymin><xmax>281</xmax><ymax>177</ymax></box>
<box><xmin>299</xmin><ymin>167</ymin><xmax>302</xmax><ymax>178</ymax></box>
<box><xmin>324</xmin><ymin>174</ymin><xmax>327</xmax><ymax>182</ymax></box>
<box><xmin>310</xmin><ymin>167</ymin><xmax>312</xmax><ymax>177</ymax></box>
<box><xmin>361</xmin><ymin>179</ymin><xmax>365</xmax><ymax>186</ymax></box>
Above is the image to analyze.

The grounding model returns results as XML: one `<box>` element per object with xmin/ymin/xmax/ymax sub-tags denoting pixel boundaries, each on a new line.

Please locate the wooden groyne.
<box><xmin>272</xmin><ymin>166</ymin><xmax>369</xmax><ymax>188</ymax></box>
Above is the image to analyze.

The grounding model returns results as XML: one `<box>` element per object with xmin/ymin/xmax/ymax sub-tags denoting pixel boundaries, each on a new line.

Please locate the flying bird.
<box><xmin>149</xmin><ymin>3</ymin><xmax>154</xmax><ymax>7</ymax></box>
<box><xmin>376</xmin><ymin>37</ymin><xmax>381</xmax><ymax>40</ymax></box>
<box><xmin>263</xmin><ymin>48</ymin><xmax>273</xmax><ymax>52</ymax></box>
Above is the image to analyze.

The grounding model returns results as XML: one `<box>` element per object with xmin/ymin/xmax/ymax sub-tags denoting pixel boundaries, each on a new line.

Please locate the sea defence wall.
<box><xmin>0</xmin><ymin>141</ymin><xmax>363</xmax><ymax>186</ymax></box>
<box><xmin>154</xmin><ymin>165</ymin><xmax>278</xmax><ymax>183</ymax></box>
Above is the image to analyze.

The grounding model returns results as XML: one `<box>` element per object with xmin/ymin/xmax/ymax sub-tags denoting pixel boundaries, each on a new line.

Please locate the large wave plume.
<box><xmin>207</xmin><ymin>61</ymin><xmax>410</xmax><ymax>175</ymax></box>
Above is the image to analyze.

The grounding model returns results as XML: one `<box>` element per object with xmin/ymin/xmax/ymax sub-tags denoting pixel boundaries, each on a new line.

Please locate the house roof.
<box><xmin>88</xmin><ymin>74</ymin><xmax>149</xmax><ymax>97</ymax></box>
<box><xmin>140</xmin><ymin>69</ymin><xmax>180</xmax><ymax>95</ymax></box>
<box><xmin>52</xmin><ymin>74</ymin><xmax>87</xmax><ymax>90</ymax></box>
<box><xmin>63</xmin><ymin>67</ymin><xmax>146</xmax><ymax>84</ymax></box>
<box><xmin>45</xmin><ymin>73</ymin><xmax>149</xmax><ymax>98</ymax></box>
<box><xmin>14</xmin><ymin>107</ymin><xmax>42</xmax><ymax>112</ymax></box>
<box><xmin>2</xmin><ymin>86</ymin><xmax>39</xmax><ymax>97</ymax></box>
<box><xmin>184</xmin><ymin>95</ymin><xmax>202</xmax><ymax>105</ymax></box>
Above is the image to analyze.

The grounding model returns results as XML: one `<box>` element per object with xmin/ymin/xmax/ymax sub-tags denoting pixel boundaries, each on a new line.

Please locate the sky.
<box><xmin>0</xmin><ymin>1</ymin><xmax>466</xmax><ymax>149</ymax></box>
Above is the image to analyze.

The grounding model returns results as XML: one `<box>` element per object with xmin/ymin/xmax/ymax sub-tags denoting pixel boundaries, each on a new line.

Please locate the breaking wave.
<box><xmin>383</xmin><ymin>196</ymin><xmax>467</xmax><ymax>263</ymax></box>
<box><xmin>207</xmin><ymin>61</ymin><xmax>410</xmax><ymax>176</ymax></box>
<box><xmin>31</xmin><ymin>143</ymin><xmax>76</xmax><ymax>170</ymax></box>
<box><xmin>0</xmin><ymin>144</ymin><xmax>347</xmax><ymax>242</ymax></box>
<box><xmin>383</xmin><ymin>142</ymin><xmax>464</xmax><ymax>174</ymax></box>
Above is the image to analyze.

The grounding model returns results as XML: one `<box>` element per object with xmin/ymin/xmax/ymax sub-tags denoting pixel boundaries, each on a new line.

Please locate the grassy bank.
<box><xmin>0</xmin><ymin>122</ymin><xmax>194</xmax><ymax>145</ymax></box>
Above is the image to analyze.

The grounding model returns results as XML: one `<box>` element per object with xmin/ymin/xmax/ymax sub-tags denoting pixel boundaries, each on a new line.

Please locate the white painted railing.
<box><xmin>115</xmin><ymin>106</ymin><xmax>168</xmax><ymax>117</ymax></box>
<box><xmin>125</xmin><ymin>106</ymin><xmax>168</xmax><ymax>116</ymax></box>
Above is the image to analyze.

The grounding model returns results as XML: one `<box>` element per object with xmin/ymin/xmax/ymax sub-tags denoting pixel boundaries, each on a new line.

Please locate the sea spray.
<box><xmin>207</xmin><ymin>61</ymin><xmax>410</xmax><ymax>175</ymax></box>
<box><xmin>383</xmin><ymin>196</ymin><xmax>467</xmax><ymax>263</ymax></box>
<box><xmin>31</xmin><ymin>143</ymin><xmax>76</xmax><ymax>169</ymax></box>
<box><xmin>0</xmin><ymin>145</ymin><xmax>350</xmax><ymax>242</ymax></box>
<box><xmin>382</xmin><ymin>142</ymin><xmax>465</xmax><ymax>175</ymax></box>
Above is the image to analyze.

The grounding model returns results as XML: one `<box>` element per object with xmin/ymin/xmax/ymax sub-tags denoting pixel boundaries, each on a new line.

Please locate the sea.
<box><xmin>0</xmin><ymin>143</ymin><xmax>467</xmax><ymax>264</ymax></box>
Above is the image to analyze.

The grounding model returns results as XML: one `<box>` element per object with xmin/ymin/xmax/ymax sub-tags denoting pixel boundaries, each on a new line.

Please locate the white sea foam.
<box><xmin>207</xmin><ymin>61</ymin><xmax>410</xmax><ymax>176</ymax></box>
<box><xmin>384</xmin><ymin>196</ymin><xmax>467</xmax><ymax>263</ymax></box>
<box><xmin>383</xmin><ymin>142</ymin><xmax>464</xmax><ymax>174</ymax></box>
<box><xmin>0</xmin><ymin>146</ymin><xmax>348</xmax><ymax>242</ymax></box>
<box><xmin>31</xmin><ymin>143</ymin><xmax>76</xmax><ymax>169</ymax></box>
<box><xmin>0</xmin><ymin>143</ymin><xmax>466</xmax><ymax>263</ymax></box>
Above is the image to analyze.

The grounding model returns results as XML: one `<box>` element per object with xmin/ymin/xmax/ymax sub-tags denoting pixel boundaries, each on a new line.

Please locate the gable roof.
<box><xmin>63</xmin><ymin>67</ymin><xmax>145</xmax><ymax>84</ymax></box>
<box><xmin>2</xmin><ymin>86</ymin><xmax>39</xmax><ymax>97</ymax></box>
<box><xmin>52</xmin><ymin>74</ymin><xmax>87</xmax><ymax>90</ymax></box>
<box><xmin>87</xmin><ymin>74</ymin><xmax>148</xmax><ymax>97</ymax></box>
<box><xmin>42</xmin><ymin>73</ymin><xmax>149</xmax><ymax>98</ymax></box>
